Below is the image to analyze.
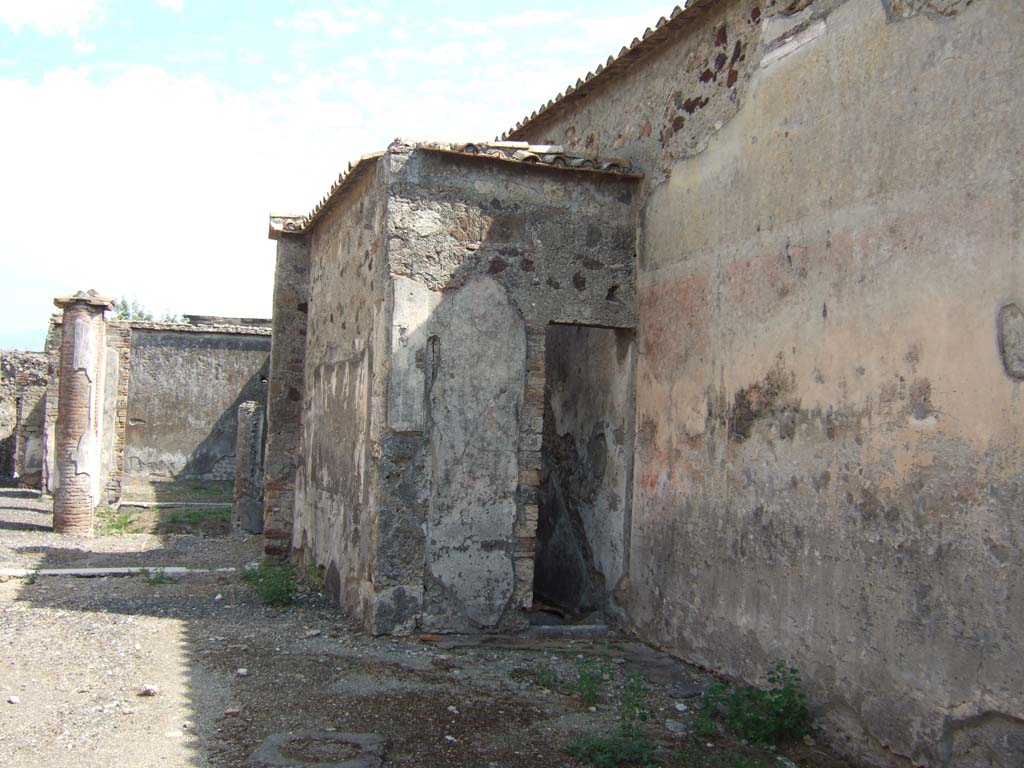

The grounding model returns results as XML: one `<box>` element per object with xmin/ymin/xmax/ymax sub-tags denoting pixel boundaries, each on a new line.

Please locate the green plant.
<box><xmin>94</xmin><ymin>506</ymin><xmax>134</xmax><ymax>535</ymax></box>
<box><xmin>20</xmin><ymin>572</ymin><xmax>36</xmax><ymax>586</ymax></box>
<box><xmin>620</xmin><ymin>673</ymin><xmax>653</xmax><ymax>736</ymax></box>
<box><xmin>536</xmin><ymin>664</ymin><xmax>560</xmax><ymax>690</ymax></box>
<box><xmin>144</xmin><ymin>568</ymin><xmax>172</xmax><ymax>585</ymax></box>
<box><xmin>164</xmin><ymin>507</ymin><xmax>231</xmax><ymax>527</ymax></box>
<box><xmin>695</xmin><ymin>662</ymin><xmax>810</xmax><ymax>746</ymax></box>
<box><xmin>243</xmin><ymin>560</ymin><xmax>298</xmax><ymax>607</ymax></box>
<box><xmin>564</xmin><ymin>733</ymin><xmax>657</xmax><ymax>768</ymax></box>
<box><xmin>574</xmin><ymin>657</ymin><xmax>610</xmax><ymax>707</ymax></box>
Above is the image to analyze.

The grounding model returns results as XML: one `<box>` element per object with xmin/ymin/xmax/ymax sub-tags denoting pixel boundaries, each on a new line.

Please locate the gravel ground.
<box><xmin>0</xmin><ymin>489</ymin><xmax>857</xmax><ymax>768</ymax></box>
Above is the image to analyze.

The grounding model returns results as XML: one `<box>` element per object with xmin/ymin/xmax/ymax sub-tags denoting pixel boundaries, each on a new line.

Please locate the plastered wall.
<box><xmin>519</xmin><ymin>0</ymin><xmax>1023</xmax><ymax>765</ymax></box>
<box><xmin>124</xmin><ymin>328</ymin><xmax>270</xmax><ymax>482</ymax></box>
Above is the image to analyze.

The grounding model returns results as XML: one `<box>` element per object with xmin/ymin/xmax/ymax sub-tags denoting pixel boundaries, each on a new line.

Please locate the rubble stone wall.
<box><xmin>0</xmin><ymin>351</ymin><xmax>48</xmax><ymax>485</ymax></box>
<box><xmin>378</xmin><ymin>146</ymin><xmax>640</xmax><ymax>633</ymax></box>
<box><xmin>292</xmin><ymin>159</ymin><xmax>391</xmax><ymax>628</ymax></box>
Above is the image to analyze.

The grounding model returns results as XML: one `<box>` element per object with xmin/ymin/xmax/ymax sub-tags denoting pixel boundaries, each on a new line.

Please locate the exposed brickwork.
<box><xmin>52</xmin><ymin>295</ymin><xmax>111</xmax><ymax>534</ymax></box>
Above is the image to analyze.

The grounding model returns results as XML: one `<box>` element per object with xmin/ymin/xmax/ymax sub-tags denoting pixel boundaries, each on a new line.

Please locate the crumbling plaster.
<box><xmin>286</xmin><ymin>144</ymin><xmax>640</xmax><ymax>635</ymax></box>
<box><xmin>517</xmin><ymin>0</ymin><xmax>1022</xmax><ymax>766</ymax></box>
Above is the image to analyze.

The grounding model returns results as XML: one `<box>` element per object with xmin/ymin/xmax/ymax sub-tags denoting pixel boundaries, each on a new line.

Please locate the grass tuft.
<box><xmin>243</xmin><ymin>560</ymin><xmax>298</xmax><ymax>607</ymax></box>
<box><xmin>564</xmin><ymin>733</ymin><xmax>656</xmax><ymax>768</ymax></box>
<box><xmin>693</xmin><ymin>661</ymin><xmax>810</xmax><ymax>745</ymax></box>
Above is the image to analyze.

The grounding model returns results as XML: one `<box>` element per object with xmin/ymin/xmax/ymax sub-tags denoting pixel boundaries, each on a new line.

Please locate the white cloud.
<box><xmin>275</xmin><ymin>7</ymin><xmax>381</xmax><ymax>36</ymax></box>
<box><xmin>155</xmin><ymin>0</ymin><xmax>183</xmax><ymax>13</ymax></box>
<box><xmin>0</xmin><ymin>61</ymin><xmax>531</xmax><ymax>338</ymax></box>
<box><xmin>0</xmin><ymin>5</ymin><xmax>673</xmax><ymax>346</ymax></box>
<box><xmin>0</xmin><ymin>0</ymin><xmax>103</xmax><ymax>37</ymax></box>
<box><xmin>494</xmin><ymin>10</ymin><xmax>571</xmax><ymax>28</ymax></box>
<box><xmin>277</xmin><ymin>10</ymin><xmax>356</xmax><ymax>36</ymax></box>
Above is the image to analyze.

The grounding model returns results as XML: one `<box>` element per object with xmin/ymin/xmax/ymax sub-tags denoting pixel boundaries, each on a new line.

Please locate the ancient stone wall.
<box><xmin>233</xmin><ymin>400</ymin><xmax>266</xmax><ymax>534</ymax></box>
<box><xmin>41</xmin><ymin>318</ymin><xmax>61</xmax><ymax>494</ymax></box>
<box><xmin>263</xmin><ymin>235</ymin><xmax>311</xmax><ymax>556</ymax></box>
<box><xmin>520</xmin><ymin>0</ymin><xmax>1023</xmax><ymax>765</ymax></box>
<box><xmin>292</xmin><ymin>159</ymin><xmax>391</xmax><ymax>627</ymax></box>
<box><xmin>510</xmin><ymin>0</ymin><xmax>767</xmax><ymax>191</ymax></box>
<box><xmin>0</xmin><ymin>351</ymin><xmax>48</xmax><ymax>485</ymax></box>
<box><xmin>379</xmin><ymin>145</ymin><xmax>639</xmax><ymax>633</ymax></box>
<box><xmin>287</xmin><ymin>145</ymin><xmax>640</xmax><ymax>635</ymax></box>
<box><xmin>123</xmin><ymin>327</ymin><xmax>270</xmax><ymax>482</ymax></box>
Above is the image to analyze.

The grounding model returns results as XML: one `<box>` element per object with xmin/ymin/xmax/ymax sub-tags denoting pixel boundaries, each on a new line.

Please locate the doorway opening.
<box><xmin>533</xmin><ymin>323</ymin><xmax>636</xmax><ymax>616</ymax></box>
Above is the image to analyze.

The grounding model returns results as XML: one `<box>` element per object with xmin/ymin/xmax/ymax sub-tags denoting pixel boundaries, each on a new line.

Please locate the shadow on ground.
<box><xmin>0</xmin><ymin>489</ymin><xmax>858</xmax><ymax>768</ymax></box>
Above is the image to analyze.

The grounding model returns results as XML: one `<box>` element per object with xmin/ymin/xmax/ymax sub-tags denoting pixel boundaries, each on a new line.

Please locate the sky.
<box><xmin>0</xmin><ymin>0</ymin><xmax>668</xmax><ymax>350</ymax></box>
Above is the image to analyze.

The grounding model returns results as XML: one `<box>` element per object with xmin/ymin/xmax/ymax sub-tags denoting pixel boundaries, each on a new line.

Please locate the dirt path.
<box><xmin>0</xmin><ymin>490</ymin><xmax>856</xmax><ymax>768</ymax></box>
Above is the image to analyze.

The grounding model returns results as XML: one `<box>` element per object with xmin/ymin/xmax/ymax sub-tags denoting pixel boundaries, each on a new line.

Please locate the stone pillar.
<box><xmin>233</xmin><ymin>400</ymin><xmax>266</xmax><ymax>534</ymax></box>
<box><xmin>52</xmin><ymin>291</ymin><xmax>113</xmax><ymax>535</ymax></box>
<box><xmin>263</xmin><ymin>220</ymin><xmax>311</xmax><ymax>556</ymax></box>
<box><xmin>511</xmin><ymin>322</ymin><xmax>546</xmax><ymax>613</ymax></box>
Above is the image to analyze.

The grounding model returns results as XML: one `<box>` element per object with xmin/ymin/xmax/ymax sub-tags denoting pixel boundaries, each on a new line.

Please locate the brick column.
<box><xmin>52</xmin><ymin>291</ymin><xmax>112</xmax><ymax>535</ymax></box>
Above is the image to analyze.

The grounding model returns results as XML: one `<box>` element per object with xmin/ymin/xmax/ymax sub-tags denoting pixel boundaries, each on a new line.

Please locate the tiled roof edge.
<box><xmin>500</xmin><ymin>0</ymin><xmax>719</xmax><ymax>140</ymax></box>
<box><xmin>269</xmin><ymin>151</ymin><xmax>385</xmax><ymax>239</ymax></box>
<box><xmin>270</xmin><ymin>141</ymin><xmax>640</xmax><ymax>236</ymax></box>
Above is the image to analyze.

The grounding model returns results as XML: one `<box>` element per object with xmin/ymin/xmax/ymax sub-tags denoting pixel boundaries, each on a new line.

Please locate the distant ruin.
<box><xmin>2</xmin><ymin>299</ymin><xmax>271</xmax><ymax>525</ymax></box>
<box><xmin>263</xmin><ymin>2</ymin><xmax>1024</xmax><ymax>767</ymax></box>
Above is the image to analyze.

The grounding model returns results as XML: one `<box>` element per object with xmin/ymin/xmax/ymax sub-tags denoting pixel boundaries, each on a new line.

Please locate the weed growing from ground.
<box><xmin>20</xmin><ymin>572</ymin><xmax>36</xmax><ymax>586</ymax></box>
<box><xmin>94</xmin><ymin>506</ymin><xmax>133</xmax><ymax>535</ymax></box>
<box><xmin>536</xmin><ymin>664</ymin><xmax>560</xmax><ymax>691</ymax></box>
<box><xmin>164</xmin><ymin>507</ymin><xmax>230</xmax><ymax>527</ymax></box>
<box><xmin>574</xmin><ymin>657</ymin><xmax>611</xmax><ymax>706</ymax></box>
<box><xmin>144</xmin><ymin>568</ymin><xmax>172</xmax><ymax>585</ymax></box>
<box><xmin>562</xmin><ymin>667</ymin><xmax>657</xmax><ymax>767</ymax></box>
<box><xmin>243</xmin><ymin>560</ymin><xmax>298</xmax><ymax>607</ymax></box>
<box><xmin>564</xmin><ymin>733</ymin><xmax>657</xmax><ymax>768</ymax></box>
<box><xmin>694</xmin><ymin>661</ymin><xmax>810</xmax><ymax>745</ymax></box>
<box><xmin>620</xmin><ymin>673</ymin><xmax>653</xmax><ymax>736</ymax></box>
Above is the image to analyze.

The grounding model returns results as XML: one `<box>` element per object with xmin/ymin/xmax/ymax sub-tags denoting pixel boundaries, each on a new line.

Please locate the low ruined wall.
<box><xmin>124</xmin><ymin>328</ymin><xmax>270</xmax><ymax>481</ymax></box>
<box><xmin>520</xmin><ymin>1</ymin><xmax>1023</xmax><ymax>766</ymax></box>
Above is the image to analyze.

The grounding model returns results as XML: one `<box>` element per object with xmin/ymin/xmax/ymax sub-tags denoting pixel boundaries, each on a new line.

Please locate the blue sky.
<box><xmin>0</xmin><ymin>0</ymin><xmax>667</xmax><ymax>350</ymax></box>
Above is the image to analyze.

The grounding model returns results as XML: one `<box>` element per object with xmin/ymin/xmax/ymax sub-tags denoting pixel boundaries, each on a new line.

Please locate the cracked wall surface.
<box><xmin>519</xmin><ymin>0</ymin><xmax>1022</xmax><ymax>766</ymax></box>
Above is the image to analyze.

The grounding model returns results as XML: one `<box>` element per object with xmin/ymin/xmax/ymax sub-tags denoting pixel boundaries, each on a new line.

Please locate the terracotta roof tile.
<box><xmin>269</xmin><ymin>140</ymin><xmax>640</xmax><ymax>237</ymax></box>
<box><xmin>500</xmin><ymin>0</ymin><xmax>718</xmax><ymax>140</ymax></box>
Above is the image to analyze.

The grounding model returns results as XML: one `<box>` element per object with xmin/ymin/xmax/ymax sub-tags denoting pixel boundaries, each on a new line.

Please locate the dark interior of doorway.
<box><xmin>532</xmin><ymin>323</ymin><xmax>636</xmax><ymax>617</ymax></box>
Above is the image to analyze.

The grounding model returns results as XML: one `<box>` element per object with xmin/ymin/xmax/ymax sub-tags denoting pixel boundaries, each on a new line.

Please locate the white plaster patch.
<box><xmin>760</xmin><ymin>20</ymin><xmax>827</xmax><ymax>69</ymax></box>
